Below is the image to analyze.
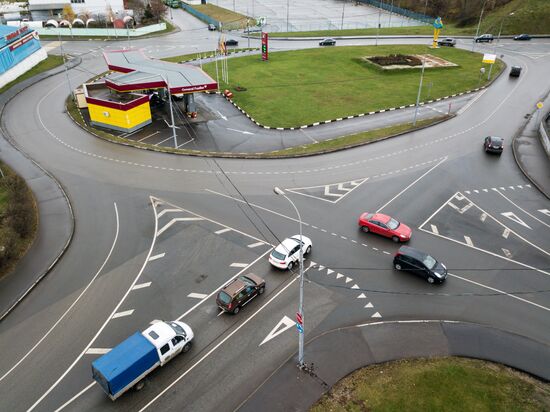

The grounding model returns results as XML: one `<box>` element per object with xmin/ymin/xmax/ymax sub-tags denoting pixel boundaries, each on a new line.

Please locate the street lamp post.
<box><xmin>472</xmin><ymin>0</ymin><xmax>486</xmax><ymax>52</ymax></box>
<box><xmin>488</xmin><ymin>12</ymin><xmax>514</xmax><ymax>80</ymax></box>
<box><xmin>413</xmin><ymin>57</ymin><xmax>426</xmax><ymax>126</ymax></box>
<box><xmin>286</xmin><ymin>0</ymin><xmax>290</xmax><ymax>32</ymax></box>
<box><xmin>161</xmin><ymin>75</ymin><xmax>178</xmax><ymax>148</ymax></box>
<box><xmin>376</xmin><ymin>7</ymin><xmax>381</xmax><ymax>46</ymax></box>
<box><xmin>274</xmin><ymin>187</ymin><xmax>305</xmax><ymax>368</ymax></box>
<box><xmin>58</xmin><ymin>30</ymin><xmax>73</xmax><ymax>101</ymax></box>
<box><xmin>340</xmin><ymin>0</ymin><xmax>346</xmax><ymax>30</ymax></box>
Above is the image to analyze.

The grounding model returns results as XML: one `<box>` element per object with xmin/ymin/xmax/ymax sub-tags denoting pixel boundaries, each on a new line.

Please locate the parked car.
<box><xmin>437</xmin><ymin>38</ymin><xmax>456</xmax><ymax>47</ymax></box>
<box><xmin>393</xmin><ymin>246</ymin><xmax>447</xmax><ymax>284</ymax></box>
<box><xmin>269</xmin><ymin>235</ymin><xmax>312</xmax><ymax>270</ymax></box>
<box><xmin>208</xmin><ymin>23</ymin><xmax>217</xmax><ymax>31</ymax></box>
<box><xmin>319</xmin><ymin>38</ymin><xmax>336</xmax><ymax>46</ymax></box>
<box><xmin>475</xmin><ymin>34</ymin><xmax>494</xmax><ymax>43</ymax></box>
<box><xmin>509</xmin><ymin>66</ymin><xmax>522</xmax><ymax>77</ymax></box>
<box><xmin>216</xmin><ymin>274</ymin><xmax>266</xmax><ymax>314</ymax></box>
<box><xmin>513</xmin><ymin>34</ymin><xmax>531</xmax><ymax>41</ymax></box>
<box><xmin>224</xmin><ymin>39</ymin><xmax>239</xmax><ymax>46</ymax></box>
<box><xmin>484</xmin><ymin>135</ymin><xmax>504</xmax><ymax>154</ymax></box>
<box><xmin>358</xmin><ymin>212</ymin><xmax>412</xmax><ymax>242</ymax></box>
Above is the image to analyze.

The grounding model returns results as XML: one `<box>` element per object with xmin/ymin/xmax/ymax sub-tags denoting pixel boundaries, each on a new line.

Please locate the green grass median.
<box><xmin>0</xmin><ymin>55</ymin><xmax>63</xmax><ymax>94</ymax></box>
<box><xmin>312</xmin><ymin>357</ymin><xmax>550</xmax><ymax>412</ymax></box>
<box><xmin>203</xmin><ymin>45</ymin><xmax>503</xmax><ymax>128</ymax></box>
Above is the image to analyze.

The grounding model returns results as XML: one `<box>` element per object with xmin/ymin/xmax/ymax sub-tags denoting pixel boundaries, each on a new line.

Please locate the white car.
<box><xmin>269</xmin><ymin>235</ymin><xmax>312</xmax><ymax>270</ymax></box>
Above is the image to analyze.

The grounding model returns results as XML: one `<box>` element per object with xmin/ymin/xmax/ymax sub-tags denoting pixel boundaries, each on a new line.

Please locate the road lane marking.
<box><xmin>494</xmin><ymin>190</ymin><xmax>550</xmax><ymax>229</ymax></box>
<box><xmin>539</xmin><ymin>209</ymin><xmax>550</xmax><ymax>218</ymax></box>
<box><xmin>230</xmin><ymin>263</ymin><xmax>249</xmax><ymax>268</ymax></box>
<box><xmin>112</xmin><ymin>310</ymin><xmax>134</xmax><ymax>319</ymax></box>
<box><xmin>132</xmin><ymin>282</ymin><xmax>152</xmax><ymax>290</ymax></box>
<box><xmin>351</xmin><ymin>284</ymin><xmax>360</xmax><ymax>289</ymax></box>
<box><xmin>357</xmin><ymin>293</ymin><xmax>367</xmax><ymax>299</ymax></box>
<box><xmin>157</xmin><ymin>217</ymin><xmax>204</xmax><ymax>236</ymax></box>
<box><xmin>260</xmin><ymin>316</ymin><xmax>295</xmax><ymax>346</ymax></box>
<box><xmin>85</xmin><ymin>348</ymin><xmax>111</xmax><ymax>355</ymax></box>
<box><xmin>430</xmin><ymin>224</ymin><xmax>439</xmax><ymax>235</ymax></box>
<box><xmin>345</xmin><ymin>277</ymin><xmax>353</xmax><ymax>284</ymax></box>
<box><xmin>502</xmin><ymin>248</ymin><xmax>512</xmax><ymax>258</ymax></box>
<box><xmin>0</xmin><ymin>203</ymin><xmax>120</xmax><ymax>384</ymax></box>
<box><xmin>148</xmin><ymin>253</ymin><xmax>165</xmax><ymax>261</ymax></box>
<box><xmin>138</xmin><ymin>131</ymin><xmax>160</xmax><ymax>142</ymax></box>
<box><xmin>187</xmin><ymin>293</ymin><xmax>208</xmax><ymax>299</ymax></box>
<box><xmin>376</xmin><ymin>157</ymin><xmax>447</xmax><ymax>213</ymax></box>
<box><xmin>157</xmin><ymin>208</ymin><xmax>183</xmax><ymax>218</ymax></box>
<box><xmin>502</xmin><ymin>228</ymin><xmax>510</xmax><ymax>239</ymax></box>
<box><xmin>419</xmin><ymin>193</ymin><xmax>458</xmax><ymax>230</ymax></box>
<box><xmin>365</xmin><ymin>302</ymin><xmax>374</xmax><ymax>308</ymax></box>
<box><xmin>336</xmin><ymin>273</ymin><xmax>344</xmax><ymax>279</ymax></box>
<box><xmin>371</xmin><ymin>312</ymin><xmax>382</xmax><ymax>318</ymax></box>
<box><xmin>501</xmin><ymin>212</ymin><xmax>532</xmax><ymax>229</ymax></box>
<box><xmin>480</xmin><ymin>213</ymin><xmax>487</xmax><ymax>222</ymax></box>
<box><xmin>248</xmin><ymin>241</ymin><xmax>265</xmax><ymax>248</ymax></box>
<box><xmin>215</xmin><ymin>228</ymin><xmax>231</xmax><ymax>234</ymax></box>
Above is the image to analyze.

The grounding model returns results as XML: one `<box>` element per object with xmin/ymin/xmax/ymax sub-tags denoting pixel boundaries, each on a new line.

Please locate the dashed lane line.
<box><xmin>132</xmin><ymin>282</ymin><xmax>152</xmax><ymax>290</ymax></box>
<box><xmin>187</xmin><ymin>293</ymin><xmax>208</xmax><ymax>299</ymax></box>
<box><xmin>215</xmin><ymin>228</ymin><xmax>231</xmax><ymax>234</ymax></box>
<box><xmin>111</xmin><ymin>309</ymin><xmax>134</xmax><ymax>319</ymax></box>
<box><xmin>84</xmin><ymin>348</ymin><xmax>110</xmax><ymax>355</ymax></box>
<box><xmin>230</xmin><ymin>263</ymin><xmax>249</xmax><ymax>268</ymax></box>
<box><xmin>148</xmin><ymin>253</ymin><xmax>165</xmax><ymax>261</ymax></box>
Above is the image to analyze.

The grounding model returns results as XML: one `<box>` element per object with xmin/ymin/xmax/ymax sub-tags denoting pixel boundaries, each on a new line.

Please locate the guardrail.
<box><xmin>540</xmin><ymin>112</ymin><xmax>550</xmax><ymax>159</ymax></box>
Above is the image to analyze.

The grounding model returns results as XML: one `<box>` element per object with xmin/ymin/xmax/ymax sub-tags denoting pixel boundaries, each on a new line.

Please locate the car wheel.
<box><xmin>259</xmin><ymin>286</ymin><xmax>265</xmax><ymax>295</ymax></box>
<box><xmin>427</xmin><ymin>276</ymin><xmax>435</xmax><ymax>284</ymax></box>
<box><xmin>361</xmin><ymin>226</ymin><xmax>369</xmax><ymax>233</ymax></box>
<box><xmin>232</xmin><ymin>306</ymin><xmax>240</xmax><ymax>314</ymax></box>
<box><xmin>394</xmin><ymin>263</ymin><xmax>402</xmax><ymax>270</ymax></box>
<box><xmin>392</xmin><ymin>236</ymin><xmax>400</xmax><ymax>243</ymax></box>
<box><xmin>183</xmin><ymin>342</ymin><xmax>192</xmax><ymax>353</ymax></box>
<box><xmin>305</xmin><ymin>245</ymin><xmax>311</xmax><ymax>255</ymax></box>
<box><xmin>287</xmin><ymin>261</ymin><xmax>294</xmax><ymax>270</ymax></box>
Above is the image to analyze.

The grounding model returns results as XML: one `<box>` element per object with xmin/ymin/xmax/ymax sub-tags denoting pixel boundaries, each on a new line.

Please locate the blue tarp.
<box><xmin>92</xmin><ymin>333</ymin><xmax>158</xmax><ymax>396</ymax></box>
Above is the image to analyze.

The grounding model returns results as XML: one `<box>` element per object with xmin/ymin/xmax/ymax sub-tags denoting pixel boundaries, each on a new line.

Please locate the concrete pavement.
<box><xmin>239</xmin><ymin>320</ymin><xmax>550</xmax><ymax>412</ymax></box>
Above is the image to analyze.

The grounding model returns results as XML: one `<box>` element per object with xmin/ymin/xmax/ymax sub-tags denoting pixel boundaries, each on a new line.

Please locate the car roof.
<box><xmin>397</xmin><ymin>246</ymin><xmax>430</xmax><ymax>260</ymax></box>
<box><xmin>142</xmin><ymin>321</ymin><xmax>176</xmax><ymax>348</ymax></box>
<box><xmin>371</xmin><ymin>213</ymin><xmax>391</xmax><ymax>223</ymax></box>
<box><xmin>221</xmin><ymin>278</ymin><xmax>246</xmax><ymax>297</ymax></box>
<box><xmin>275</xmin><ymin>237</ymin><xmax>299</xmax><ymax>253</ymax></box>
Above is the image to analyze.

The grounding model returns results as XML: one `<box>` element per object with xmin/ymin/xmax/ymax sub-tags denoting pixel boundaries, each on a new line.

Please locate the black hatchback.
<box><xmin>393</xmin><ymin>246</ymin><xmax>447</xmax><ymax>284</ymax></box>
<box><xmin>484</xmin><ymin>136</ymin><xmax>504</xmax><ymax>154</ymax></box>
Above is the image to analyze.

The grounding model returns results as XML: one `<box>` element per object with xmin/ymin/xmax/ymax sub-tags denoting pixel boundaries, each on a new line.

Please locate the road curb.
<box><xmin>0</xmin><ymin>56</ymin><xmax>80</xmax><ymax>321</ymax></box>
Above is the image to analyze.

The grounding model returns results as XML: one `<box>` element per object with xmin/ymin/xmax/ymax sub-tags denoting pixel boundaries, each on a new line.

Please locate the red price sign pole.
<box><xmin>261</xmin><ymin>32</ymin><xmax>268</xmax><ymax>61</ymax></box>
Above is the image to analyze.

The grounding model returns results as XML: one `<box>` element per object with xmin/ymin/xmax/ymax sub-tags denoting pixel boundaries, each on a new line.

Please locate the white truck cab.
<box><xmin>142</xmin><ymin>321</ymin><xmax>194</xmax><ymax>365</ymax></box>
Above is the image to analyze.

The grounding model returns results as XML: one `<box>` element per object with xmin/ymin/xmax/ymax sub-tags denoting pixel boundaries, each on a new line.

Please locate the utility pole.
<box><xmin>472</xmin><ymin>0</ymin><xmax>486</xmax><ymax>52</ymax></box>
<box><xmin>488</xmin><ymin>12</ymin><xmax>514</xmax><ymax>80</ymax></box>
<box><xmin>286</xmin><ymin>0</ymin><xmax>290</xmax><ymax>32</ymax></box>
<box><xmin>58</xmin><ymin>31</ymin><xmax>73</xmax><ymax>100</ymax></box>
<box><xmin>376</xmin><ymin>7</ymin><xmax>381</xmax><ymax>46</ymax></box>
<box><xmin>341</xmin><ymin>0</ymin><xmax>346</xmax><ymax>30</ymax></box>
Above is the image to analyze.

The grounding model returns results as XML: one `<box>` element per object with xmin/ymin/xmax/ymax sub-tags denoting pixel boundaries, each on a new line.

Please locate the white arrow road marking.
<box><xmin>502</xmin><ymin>248</ymin><xmax>512</xmax><ymax>258</ymax></box>
<box><xmin>188</xmin><ymin>293</ymin><xmax>208</xmax><ymax>299</ymax></box>
<box><xmin>112</xmin><ymin>309</ymin><xmax>134</xmax><ymax>319</ymax></box>
<box><xmin>365</xmin><ymin>302</ymin><xmax>374</xmax><ymax>308</ymax></box>
<box><xmin>538</xmin><ymin>209</ymin><xmax>550</xmax><ymax>217</ymax></box>
<box><xmin>324</xmin><ymin>186</ymin><xmax>342</xmax><ymax>197</ymax></box>
<box><xmin>217</xmin><ymin>110</ymin><xmax>228</xmax><ymax>120</ymax></box>
<box><xmin>85</xmin><ymin>348</ymin><xmax>111</xmax><ymax>355</ymax></box>
<box><xmin>226</xmin><ymin>128</ymin><xmax>254</xmax><ymax>135</ymax></box>
<box><xmin>148</xmin><ymin>253</ymin><xmax>165</xmax><ymax>261</ymax></box>
<box><xmin>260</xmin><ymin>316</ymin><xmax>296</xmax><ymax>346</ymax></box>
<box><xmin>357</xmin><ymin>293</ymin><xmax>367</xmax><ymax>299</ymax></box>
<box><xmin>501</xmin><ymin>212</ymin><xmax>532</xmax><ymax>229</ymax></box>
<box><xmin>132</xmin><ymin>282</ymin><xmax>152</xmax><ymax>290</ymax></box>
<box><xmin>371</xmin><ymin>312</ymin><xmax>382</xmax><ymax>318</ymax></box>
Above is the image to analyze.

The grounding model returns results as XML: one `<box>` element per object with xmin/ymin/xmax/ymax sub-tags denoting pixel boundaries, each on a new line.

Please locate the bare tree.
<box><xmin>149</xmin><ymin>0</ymin><xmax>167</xmax><ymax>23</ymax></box>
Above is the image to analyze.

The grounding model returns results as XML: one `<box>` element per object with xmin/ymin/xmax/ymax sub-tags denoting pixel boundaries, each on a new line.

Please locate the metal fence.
<box><xmin>356</xmin><ymin>0</ymin><xmax>433</xmax><ymax>24</ymax></box>
<box><xmin>34</xmin><ymin>23</ymin><xmax>166</xmax><ymax>37</ymax></box>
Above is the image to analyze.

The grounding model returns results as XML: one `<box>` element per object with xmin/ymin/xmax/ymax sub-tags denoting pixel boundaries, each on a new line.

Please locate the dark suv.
<box><xmin>393</xmin><ymin>246</ymin><xmax>447</xmax><ymax>284</ymax></box>
<box><xmin>475</xmin><ymin>34</ymin><xmax>494</xmax><ymax>43</ymax></box>
<box><xmin>484</xmin><ymin>135</ymin><xmax>504</xmax><ymax>154</ymax></box>
<box><xmin>216</xmin><ymin>274</ymin><xmax>265</xmax><ymax>314</ymax></box>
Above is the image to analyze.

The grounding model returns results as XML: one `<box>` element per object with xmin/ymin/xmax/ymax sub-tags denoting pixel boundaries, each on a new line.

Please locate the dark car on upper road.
<box><xmin>514</xmin><ymin>34</ymin><xmax>531</xmax><ymax>41</ymax></box>
<box><xmin>224</xmin><ymin>39</ymin><xmax>239</xmax><ymax>46</ymax></box>
<box><xmin>358</xmin><ymin>212</ymin><xmax>412</xmax><ymax>242</ymax></box>
<box><xmin>509</xmin><ymin>65</ymin><xmax>522</xmax><ymax>77</ymax></box>
<box><xmin>475</xmin><ymin>33</ymin><xmax>494</xmax><ymax>43</ymax></box>
<box><xmin>208</xmin><ymin>23</ymin><xmax>217</xmax><ymax>31</ymax></box>
<box><xmin>216</xmin><ymin>274</ymin><xmax>266</xmax><ymax>314</ymax></box>
<box><xmin>437</xmin><ymin>37</ymin><xmax>456</xmax><ymax>47</ymax></box>
<box><xmin>319</xmin><ymin>38</ymin><xmax>336</xmax><ymax>46</ymax></box>
<box><xmin>484</xmin><ymin>136</ymin><xmax>504</xmax><ymax>154</ymax></box>
<box><xmin>393</xmin><ymin>246</ymin><xmax>447</xmax><ymax>284</ymax></box>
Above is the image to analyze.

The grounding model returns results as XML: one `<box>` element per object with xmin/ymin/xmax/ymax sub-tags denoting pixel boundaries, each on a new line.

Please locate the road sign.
<box><xmin>296</xmin><ymin>323</ymin><xmax>304</xmax><ymax>333</ymax></box>
<box><xmin>482</xmin><ymin>53</ymin><xmax>496</xmax><ymax>64</ymax></box>
<box><xmin>537</xmin><ymin>102</ymin><xmax>544</xmax><ymax>109</ymax></box>
<box><xmin>296</xmin><ymin>312</ymin><xmax>303</xmax><ymax>325</ymax></box>
<box><xmin>261</xmin><ymin>32</ymin><xmax>268</xmax><ymax>61</ymax></box>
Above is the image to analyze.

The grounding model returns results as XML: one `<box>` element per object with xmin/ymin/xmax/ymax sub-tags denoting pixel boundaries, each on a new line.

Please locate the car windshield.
<box><xmin>491</xmin><ymin>137</ymin><xmax>503</xmax><ymax>145</ymax></box>
<box><xmin>422</xmin><ymin>255</ymin><xmax>437</xmax><ymax>270</ymax></box>
<box><xmin>168</xmin><ymin>321</ymin><xmax>186</xmax><ymax>337</ymax></box>
<box><xmin>387</xmin><ymin>218</ymin><xmax>400</xmax><ymax>230</ymax></box>
<box><xmin>218</xmin><ymin>291</ymin><xmax>232</xmax><ymax>304</ymax></box>
<box><xmin>271</xmin><ymin>250</ymin><xmax>286</xmax><ymax>260</ymax></box>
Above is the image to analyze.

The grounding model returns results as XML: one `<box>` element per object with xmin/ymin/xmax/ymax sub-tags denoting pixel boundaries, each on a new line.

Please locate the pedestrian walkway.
<box><xmin>238</xmin><ymin>321</ymin><xmax>550</xmax><ymax>412</ymax></box>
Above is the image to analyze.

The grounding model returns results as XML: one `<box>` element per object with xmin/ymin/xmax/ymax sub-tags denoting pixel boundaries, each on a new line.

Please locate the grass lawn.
<box><xmin>312</xmin><ymin>357</ymin><xmax>550</xmax><ymax>412</ymax></box>
<box><xmin>202</xmin><ymin>45</ymin><xmax>503</xmax><ymax>128</ymax></box>
<box><xmin>0</xmin><ymin>55</ymin><xmax>64</xmax><ymax>94</ymax></box>
<box><xmin>161</xmin><ymin>48</ymin><xmax>258</xmax><ymax>63</ymax></box>
<box><xmin>193</xmin><ymin>4</ymin><xmax>252</xmax><ymax>29</ymax></box>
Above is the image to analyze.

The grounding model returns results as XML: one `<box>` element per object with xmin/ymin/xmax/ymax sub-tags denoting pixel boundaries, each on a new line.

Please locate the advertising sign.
<box><xmin>261</xmin><ymin>32</ymin><xmax>268</xmax><ymax>61</ymax></box>
<box><xmin>482</xmin><ymin>53</ymin><xmax>496</xmax><ymax>64</ymax></box>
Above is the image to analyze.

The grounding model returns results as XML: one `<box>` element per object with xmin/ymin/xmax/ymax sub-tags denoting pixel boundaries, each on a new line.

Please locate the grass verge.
<box><xmin>312</xmin><ymin>357</ymin><xmax>550</xmax><ymax>412</ymax></box>
<box><xmin>203</xmin><ymin>45</ymin><xmax>503</xmax><ymax>128</ymax></box>
<box><xmin>0</xmin><ymin>161</ymin><xmax>38</xmax><ymax>279</ymax></box>
<box><xmin>161</xmin><ymin>47</ymin><xmax>258</xmax><ymax>63</ymax></box>
<box><xmin>0</xmin><ymin>55</ymin><xmax>63</xmax><ymax>94</ymax></box>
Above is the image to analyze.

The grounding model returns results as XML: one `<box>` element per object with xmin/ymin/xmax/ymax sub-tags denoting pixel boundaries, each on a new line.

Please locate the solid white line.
<box><xmin>53</xmin><ymin>382</ymin><xmax>96</xmax><ymax>412</ymax></box>
<box><xmin>156</xmin><ymin>217</ymin><xmax>203</xmax><ymax>236</ymax></box>
<box><xmin>464</xmin><ymin>236</ymin><xmax>474</xmax><ymax>247</ymax></box>
<box><xmin>495</xmin><ymin>189</ymin><xmax>550</xmax><ymax>229</ymax></box>
<box><xmin>141</xmin><ymin>267</ymin><xmax>313</xmax><ymax>411</ymax></box>
<box><xmin>0</xmin><ymin>203</ymin><xmax>120</xmax><ymax>384</ymax></box>
<box><xmin>187</xmin><ymin>293</ymin><xmax>208</xmax><ymax>299</ymax></box>
<box><xmin>449</xmin><ymin>272</ymin><xmax>550</xmax><ymax>312</ymax></box>
<box><xmin>148</xmin><ymin>253</ymin><xmax>165</xmax><ymax>261</ymax></box>
<box><xmin>84</xmin><ymin>348</ymin><xmax>111</xmax><ymax>355</ymax></box>
<box><xmin>215</xmin><ymin>228</ymin><xmax>231</xmax><ymax>234</ymax></box>
<box><xmin>230</xmin><ymin>263</ymin><xmax>249</xmax><ymax>268</ymax></box>
<box><xmin>247</xmin><ymin>241</ymin><xmax>265</xmax><ymax>248</ymax></box>
<box><xmin>419</xmin><ymin>227</ymin><xmax>550</xmax><ymax>276</ymax></box>
<box><xmin>138</xmin><ymin>131</ymin><xmax>160</xmax><ymax>142</ymax></box>
<box><xmin>112</xmin><ymin>309</ymin><xmax>134</xmax><ymax>319</ymax></box>
<box><xmin>376</xmin><ymin>157</ymin><xmax>447</xmax><ymax>213</ymax></box>
<box><xmin>132</xmin><ymin>282</ymin><xmax>152</xmax><ymax>290</ymax></box>
<box><xmin>157</xmin><ymin>208</ymin><xmax>183</xmax><ymax>218</ymax></box>
<box><xmin>28</xmin><ymin>197</ymin><xmax>159</xmax><ymax>412</ymax></box>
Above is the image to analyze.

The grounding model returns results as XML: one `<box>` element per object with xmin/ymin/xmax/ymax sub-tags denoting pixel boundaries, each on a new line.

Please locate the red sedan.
<box><xmin>358</xmin><ymin>212</ymin><xmax>412</xmax><ymax>242</ymax></box>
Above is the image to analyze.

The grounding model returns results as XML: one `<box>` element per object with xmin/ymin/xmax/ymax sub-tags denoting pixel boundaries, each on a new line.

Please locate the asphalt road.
<box><xmin>0</xmin><ymin>8</ymin><xmax>549</xmax><ymax>412</ymax></box>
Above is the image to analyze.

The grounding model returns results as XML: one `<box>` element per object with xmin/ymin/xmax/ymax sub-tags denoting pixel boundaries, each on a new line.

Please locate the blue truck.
<box><xmin>92</xmin><ymin>320</ymin><xmax>194</xmax><ymax>400</ymax></box>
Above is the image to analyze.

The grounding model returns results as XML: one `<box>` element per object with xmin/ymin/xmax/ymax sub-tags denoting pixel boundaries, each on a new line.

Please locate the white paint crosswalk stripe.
<box><xmin>230</xmin><ymin>263</ymin><xmax>249</xmax><ymax>268</ymax></box>
<box><xmin>149</xmin><ymin>253</ymin><xmax>165</xmax><ymax>261</ymax></box>
<box><xmin>85</xmin><ymin>348</ymin><xmax>111</xmax><ymax>355</ymax></box>
<box><xmin>247</xmin><ymin>241</ymin><xmax>265</xmax><ymax>248</ymax></box>
<box><xmin>188</xmin><ymin>293</ymin><xmax>208</xmax><ymax>299</ymax></box>
<box><xmin>132</xmin><ymin>282</ymin><xmax>152</xmax><ymax>290</ymax></box>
